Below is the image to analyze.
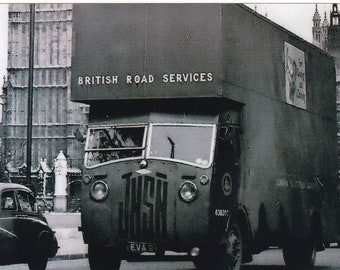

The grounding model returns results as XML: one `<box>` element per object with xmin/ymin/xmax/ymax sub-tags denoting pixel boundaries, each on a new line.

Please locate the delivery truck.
<box><xmin>71</xmin><ymin>4</ymin><xmax>340</xmax><ymax>270</ymax></box>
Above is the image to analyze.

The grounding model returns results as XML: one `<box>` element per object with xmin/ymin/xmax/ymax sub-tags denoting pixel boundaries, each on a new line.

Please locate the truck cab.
<box><xmin>80</xmin><ymin>102</ymin><xmax>246</xmax><ymax>269</ymax></box>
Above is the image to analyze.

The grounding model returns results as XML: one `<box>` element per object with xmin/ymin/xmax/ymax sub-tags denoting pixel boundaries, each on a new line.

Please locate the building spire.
<box><xmin>312</xmin><ymin>4</ymin><xmax>328</xmax><ymax>51</ymax></box>
<box><xmin>322</xmin><ymin>11</ymin><xmax>329</xmax><ymax>27</ymax></box>
<box><xmin>313</xmin><ymin>4</ymin><xmax>321</xmax><ymax>27</ymax></box>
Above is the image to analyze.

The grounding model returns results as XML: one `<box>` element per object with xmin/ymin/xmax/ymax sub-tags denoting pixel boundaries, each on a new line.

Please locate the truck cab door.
<box><xmin>210</xmin><ymin>124</ymin><xmax>242</xmax><ymax>233</ymax></box>
<box><xmin>215</xmin><ymin>125</ymin><xmax>241</xmax><ymax>201</ymax></box>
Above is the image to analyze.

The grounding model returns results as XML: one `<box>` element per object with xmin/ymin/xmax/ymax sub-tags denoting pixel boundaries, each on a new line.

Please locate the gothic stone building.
<box><xmin>2</xmin><ymin>4</ymin><xmax>88</xmax><ymax>210</ymax></box>
<box><xmin>313</xmin><ymin>4</ymin><xmax>340</xmax><ymax>164</ymax></box>
<box><xmin>2</xmin><ymin>3</ymin><xmax>340</xmax><ymax>205</ymax></box>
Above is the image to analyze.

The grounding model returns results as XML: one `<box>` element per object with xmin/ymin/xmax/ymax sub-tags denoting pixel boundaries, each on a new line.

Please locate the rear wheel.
<box><xmin>283</xmin><ymin>240</ymin><xmax>316</xmax><ymax>270</ymax></box>
<box><xmin>193</xmin><ymin>220</ymin><xmax>243</xmax><ymax>270</ymax></box>
<box><xmin>28</xmin><ymin>230</ymin><xmax>54</xmax><ymax>270</ymax></box>
<box><xmin>88</xmin><ymin>244</ymin><xmax>121</xmax><ymax>270</ymax></box>
<box><xmin>28</xmin><ymin>256</ymin><xmax>48</xmax><ymax>270</ymax></box>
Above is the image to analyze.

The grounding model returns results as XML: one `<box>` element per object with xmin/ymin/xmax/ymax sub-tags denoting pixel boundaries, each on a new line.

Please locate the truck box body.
<box><xmin>72</xmin><ymin>4</ymin><xmax>340</xmax><ymax>269</ymax></box>
<box><xmin>72</xmin><ymin>4</ymin><xmax>334</xmax><ymax>113</ymax></box>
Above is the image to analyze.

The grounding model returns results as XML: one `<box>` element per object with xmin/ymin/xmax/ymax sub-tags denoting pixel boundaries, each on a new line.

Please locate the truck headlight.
<box><xmin>90</xmin><ymin>181</ymin><xmax>109</xmax><ymax>201</ymax></box>
<box><xmin>179</xmin><ymin>181</ymin><xmax>198</xmax><ymax>202</ymax></box>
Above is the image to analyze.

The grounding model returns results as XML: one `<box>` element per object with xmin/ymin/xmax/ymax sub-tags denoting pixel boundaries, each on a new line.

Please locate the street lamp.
<box><xmin>26</xmin><ymin>3</ymin><xmax>35</xmax><ymax>186</ymax></box>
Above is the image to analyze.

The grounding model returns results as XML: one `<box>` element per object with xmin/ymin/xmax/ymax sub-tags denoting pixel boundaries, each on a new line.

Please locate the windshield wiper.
<box><xmin>167</xmin><ymin>136</ymin><xmax>175</xmax><ymax>159</ymax></box>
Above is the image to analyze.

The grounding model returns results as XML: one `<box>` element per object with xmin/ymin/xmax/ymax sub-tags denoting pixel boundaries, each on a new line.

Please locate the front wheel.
<box><xmin>283</xmin><ymin>240</ymin><xmax>316</xmax><ymax>270</ymax></box>
<box><xmin>193</xmin><ymin>220</ymin><xmax>243</xmax><ymax>270</ymax></box>
<box><xmin>88</xmin><ymin>244</ymin><xmax>121</xmax><ymax>270</ymax></box>
<box><xmin>217</xmin><ymin>220</ymin><xmax>243</xmax><ymax>270</ymax></box>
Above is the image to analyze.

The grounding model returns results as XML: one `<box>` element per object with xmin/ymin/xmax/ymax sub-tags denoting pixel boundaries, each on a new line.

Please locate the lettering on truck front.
<box><xmin>118</xmin><ymin>173</ymin><xmax>168</xmax><ymax>240</ymax></box>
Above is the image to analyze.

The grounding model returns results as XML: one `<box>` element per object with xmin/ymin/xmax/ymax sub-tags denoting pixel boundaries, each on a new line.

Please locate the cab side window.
<box><xmin>1</xmin><ymin>191</ymin><xmax>17</xmax><ymax>210</ymax></box>
<box><xmin>219</xmin><ymin>126</ymin><xmax>241</xmax><ymax>169</ymax></box>
<box><xmin>17</xmin><ymin>191</ymin><xmax>36</xmax><ymax>212</ymax></box>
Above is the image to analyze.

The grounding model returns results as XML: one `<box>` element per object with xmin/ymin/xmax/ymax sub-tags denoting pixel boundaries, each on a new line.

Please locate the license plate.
<box><xmin>127</xmin><ymin>241</ymin><xmax>157</xmax><ymax>253</ymax></box>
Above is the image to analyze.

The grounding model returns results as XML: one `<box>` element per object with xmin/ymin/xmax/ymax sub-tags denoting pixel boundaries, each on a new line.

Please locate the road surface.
<box><xmin>0</xmin><ymin>247</ymin><xmax>339</xmax><ymax>270</ymax></box>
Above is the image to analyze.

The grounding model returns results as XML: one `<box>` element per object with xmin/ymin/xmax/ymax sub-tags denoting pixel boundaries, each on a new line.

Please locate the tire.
<box><xmin>283</xmin><ymin>240</ymin><xmax>316</xmax><ymax>270</ymax></box>
<box><xmin>28</xmin><ymin>256</ymin><xmax>48</xmax><ymax>270</ymax></box>
<box><xmin>193</xmin><ymin>249</ymin><xmax>210</xmax><ymax>270</ymax></box>
<box><xmin>88</xmin><ymin>244</ymin><xmax>121</xmax><ymax>270</ymax></box>
<box><xmin>218</xmin><ymin>220</ymin><xmax>243</xmax><ymax>270</ymax></box>
<box><xmin>193</xmin><ymin>220</ymin><xmax>243</xmax><ymax>270</ymax></box>
<box><xmin>28</xmin><ymin>231</ymin><xmax>53</xmax><ymax>270</ymax></box>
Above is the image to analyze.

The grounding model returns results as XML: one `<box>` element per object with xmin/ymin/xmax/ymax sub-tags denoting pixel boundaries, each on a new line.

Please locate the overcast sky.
<box><xmin>0</xmin><ymin>4</ymin><xmax>8</xmax><ymax>85</ymax></box>
<box><xmin>249</xmin><ymin>3</ymin><xmax>331</xmax><ymax>41</ymax></box>
<box><xmin>0</xmin><ymin>3</ymin><xmax>334</xmax><ymax>84</ymax></box>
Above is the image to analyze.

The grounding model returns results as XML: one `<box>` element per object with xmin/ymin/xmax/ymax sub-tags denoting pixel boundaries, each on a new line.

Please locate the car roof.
<box><xmin>0</xmin><ymin>183</ymin><xmax>32</xmax><ymax>193</ymax></box>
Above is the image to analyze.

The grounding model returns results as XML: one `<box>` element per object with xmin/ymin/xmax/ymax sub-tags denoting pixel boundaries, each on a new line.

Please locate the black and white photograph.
<box><xmin>0</xmin><ymin>2</ymin><xmax>339</xmax><ymax>270</ymax></box>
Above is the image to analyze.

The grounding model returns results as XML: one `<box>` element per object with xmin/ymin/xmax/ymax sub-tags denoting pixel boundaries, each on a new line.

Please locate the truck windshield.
<box><xmin>148</xmin><ymin>124</ymin><xmax>215</xmax><ymax>168</ymax></box>
<box><xmin>85</xmin><ymin>125</ymin><xmax>146</xmax><ymax>167</ymax></box>
<box><xmin>85</xmin><ymin>123</ymin><xmax>216</xmax><ymax>168</ymax></box>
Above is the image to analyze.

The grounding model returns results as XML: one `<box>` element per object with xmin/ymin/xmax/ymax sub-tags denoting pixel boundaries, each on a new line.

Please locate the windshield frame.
<box><xmin>146</xmin><ymin>123</ymin><xmax>217</xmax><ymax>169</ymax></box>
<box><xmin>84</xmin><ymin>124</ymin><xmax>148</xmax><ymax>168</ymax></box>
<box><xmin>84</xmin><ymin>122</ymin><xmax>217</xmax><ymax>169</ymax></box>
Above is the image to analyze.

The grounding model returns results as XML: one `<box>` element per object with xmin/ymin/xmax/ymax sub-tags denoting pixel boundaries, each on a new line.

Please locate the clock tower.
<box><xmin>313</xmin><ymin>4</ymin><xmax>340</xmax><ymax>164</ymax></box>
<box><xmin>328</xmin><ymin>4</ymin><xmax>340</xmax><ymax>82</ymax></box>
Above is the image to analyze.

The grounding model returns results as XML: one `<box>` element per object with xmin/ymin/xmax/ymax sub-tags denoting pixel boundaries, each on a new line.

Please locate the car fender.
<box><xmin>0</xmin><ymin>227</ymin><xmax>20</xmax><ymax>261</ymax></box>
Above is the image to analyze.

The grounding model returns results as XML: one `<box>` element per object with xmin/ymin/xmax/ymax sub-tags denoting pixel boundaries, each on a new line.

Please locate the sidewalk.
<box><xmin>44</xmin><ymin>212</ymin><xmax>88</xmax><ymax>260</ymax></box>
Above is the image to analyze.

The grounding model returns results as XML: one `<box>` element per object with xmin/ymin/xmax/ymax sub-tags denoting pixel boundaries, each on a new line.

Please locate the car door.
<box><xmin>14</xmin><ymin>190</ymin><xmax>45</xmax><ymax>246</ymax></box>
<box><xmin>0</xmin><ymin>189</ymin><xmax>21</xmax><ymax>262</ymax></box>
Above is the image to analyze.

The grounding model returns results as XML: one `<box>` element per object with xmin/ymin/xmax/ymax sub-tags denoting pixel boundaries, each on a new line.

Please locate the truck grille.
<box><xmin>118</xmin><ymin>172</ymin><xmax>168</xmax><ymax>241</ymax></box>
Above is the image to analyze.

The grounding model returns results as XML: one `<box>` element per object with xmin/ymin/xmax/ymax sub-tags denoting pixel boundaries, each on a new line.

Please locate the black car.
<box><xmin>0</xmin><ymin>183</ymin><xmax>58</xmax><ymax>270</ymax></box>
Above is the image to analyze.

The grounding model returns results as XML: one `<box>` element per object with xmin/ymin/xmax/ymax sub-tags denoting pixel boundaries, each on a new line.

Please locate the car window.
<box><xmin>17</xmin><ymin>191</ymin><xmax>36</xmax><ymax>212</ymax></box>
<box><xmin>1</xmin><ymin>191</ymin><xmax>17</xmax><ymax>211</ymax></box>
